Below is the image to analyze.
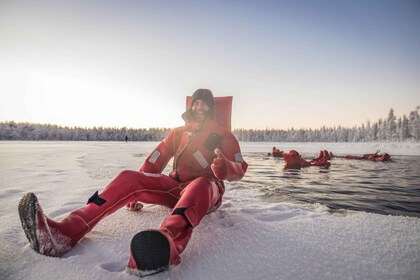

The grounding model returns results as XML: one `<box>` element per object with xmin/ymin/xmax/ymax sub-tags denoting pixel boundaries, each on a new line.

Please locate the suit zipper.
<box><xmin>174</xmin><ymin>132</ymin><xmax>194</xmax><ymax>181</ymax></box>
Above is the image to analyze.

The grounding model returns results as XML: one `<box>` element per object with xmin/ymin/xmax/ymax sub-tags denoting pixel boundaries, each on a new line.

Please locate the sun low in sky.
<box><xmin>1</xmin><ymin>0</ymin><xmax>419</xmax><ymax>130</ymax></box>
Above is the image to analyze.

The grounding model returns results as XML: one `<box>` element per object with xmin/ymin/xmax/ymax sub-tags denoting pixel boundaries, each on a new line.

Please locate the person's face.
<box><xmin>191</xmin><ymin>99</ymin><xmax>210</xmax><ymax>122</ymax></box>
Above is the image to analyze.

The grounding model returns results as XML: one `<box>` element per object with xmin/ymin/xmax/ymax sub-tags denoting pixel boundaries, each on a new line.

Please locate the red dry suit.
<box><xmin>19</xmin><ymin>116</ymin><xmax>248</xmax><ymax>269</ymax></box>
<box><xmin>334</xmin><ymin>152</ymin><xmax>391</xmax><ymax>161</ymax></box>
<box><xmin>271</xmin><ymin>147</ymin><xmax>283</xmax><ymax>158</ymax></box>
<box><xmin>283</xmin><ymin>150</ymin><xmax>331</xmax><ymax>169</ymax></box>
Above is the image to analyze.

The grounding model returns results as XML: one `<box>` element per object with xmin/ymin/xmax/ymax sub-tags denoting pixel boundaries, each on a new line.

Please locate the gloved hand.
<box><xmin>126</xmin><ymin>201</ymin><xmax>144</xmax><ymax>211</ymax></box>
<box><xmin>211</xmin><ymin>148</ymin><xmax>246</xmax><ymax>181</ymax></box>
<box><xmin>211</xmin><ymin>148</ymin><xmax>227</xmax><ymax>180</ymax></box>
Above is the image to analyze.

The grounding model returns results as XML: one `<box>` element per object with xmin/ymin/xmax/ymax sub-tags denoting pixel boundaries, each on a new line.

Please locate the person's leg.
<box><xmin>127</xmin><ymin>177</ymin><xmax>222</xmax><ymax>276</ymax></box>
<box><xmin>18</xmin><ymin>171</ymin><xmax>181</xmax><ymax>257</ymax></box>
<box><xmin>312</xmin><ymin>150</ymin><xmax>323</xmax><ymax>161</ymax></box>
<box><xmin>161</xmin><ymin>177</ymin><xmax>221</xmax><ymax>253</ymax></box>
<box><xmin>322</xmin><ymin>150</ymin><xmax>331</xmax><ymax>160</ymax></box>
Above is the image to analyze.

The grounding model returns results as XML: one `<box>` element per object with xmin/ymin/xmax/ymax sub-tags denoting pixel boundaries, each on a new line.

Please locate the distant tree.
<box><xmin>408</xmin><ymin>107</ymin><xmax>419</xmax><ymax>141</ymax></box>
<box><xmin>401</xmin><ymin>115</ymin><xmax>410</xmax><ymax>141</ymax></box>
<box><xmin>386</xmin><ymin>108</ymin><xmax>397</xmax><ymax>141</ymax></box>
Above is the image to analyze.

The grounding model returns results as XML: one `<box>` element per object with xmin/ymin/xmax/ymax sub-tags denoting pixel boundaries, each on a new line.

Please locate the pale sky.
<box><xmin>1</xmin><ymin>0</ymin><xmax>419</xmax><ymax>130</ymax></box>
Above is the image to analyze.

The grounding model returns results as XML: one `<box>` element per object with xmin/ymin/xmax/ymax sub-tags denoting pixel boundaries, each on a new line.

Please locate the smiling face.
<box><xmin>191</xmin><ymin>99</ymin><xmax>210</xmax><ymax>123</ymax></box>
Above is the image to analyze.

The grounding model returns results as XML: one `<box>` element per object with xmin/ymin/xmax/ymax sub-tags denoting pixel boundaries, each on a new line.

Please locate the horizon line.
<box><xmin>0</xmin><ymin>118</ymin><xmax>407</xmax><ymax>131</ymax></box>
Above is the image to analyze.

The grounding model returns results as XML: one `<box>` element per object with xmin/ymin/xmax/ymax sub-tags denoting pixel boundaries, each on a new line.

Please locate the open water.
<box><xmin>242</xmin><ymin>152</ymin><xmax>420</xmax><ymax>217</ymax></box>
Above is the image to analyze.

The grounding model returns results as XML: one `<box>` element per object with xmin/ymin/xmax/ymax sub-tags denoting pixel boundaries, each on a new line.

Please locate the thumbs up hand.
<box><xmin>211</xmin><ymin>148</ymin><xmax>227</xmax><ymax>180</ymax></box>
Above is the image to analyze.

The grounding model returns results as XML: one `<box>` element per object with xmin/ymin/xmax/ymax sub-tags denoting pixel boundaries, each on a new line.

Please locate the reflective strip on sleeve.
<box><xmin>234</xmin><ymin>152</ymin><xmax>244</xmax><ymax>163</ymax></box>
<box><xmin>148</xmin><ymin>151</ymin><xmax>160</xmax><ymax>164</ymax></box>
<box><xmin>193</xmin><ymin>151</ymin><xmax>209</xmax><ymax>169</ymax></box>
<box><xmin>142</xmin><ymin>172</ymin><xmax>162</xmax><ymax>177</ymax></box>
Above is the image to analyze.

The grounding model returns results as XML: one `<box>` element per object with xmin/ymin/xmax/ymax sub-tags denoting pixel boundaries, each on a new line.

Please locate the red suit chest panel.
<box><xmin>172</xmin><ymin>125</ymin><xmax>226</xmax><ymax>182</ymax></box>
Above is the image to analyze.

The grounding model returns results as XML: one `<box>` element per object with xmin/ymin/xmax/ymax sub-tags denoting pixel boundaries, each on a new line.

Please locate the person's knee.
<box><xmin>193</xmin><ymin>177</ymin><xmax>220</xmax><ymax>200</ymax></box>
<box><xmin>193</xmin><ymin>176</ymin><xmax>211</xmax><ymax>185</ymax></box>
<box><xmin>116</xmin><ymin>170</ymin><xmax>151</xmax><ymax>182</ymax></box>
<box><xmin>117</xmin><ymin>169</ymin><xmax>137</xmax><ymax>178</ymax></box>
<box><xmin>191</xmin><ymin>177</ymin><xmax>214</xmax><ymax>192</ymax></box>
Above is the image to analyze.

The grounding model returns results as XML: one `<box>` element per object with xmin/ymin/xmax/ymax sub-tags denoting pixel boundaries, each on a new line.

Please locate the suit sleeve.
<box><xmin>140</xmin><ymin>130</ymin><xmax>176</xmax><ymax>174</ymax></box>
<box><xmin>218</xmin><ymin>132</ymin><xmax>248</xmax><ymax>181</ymax></box>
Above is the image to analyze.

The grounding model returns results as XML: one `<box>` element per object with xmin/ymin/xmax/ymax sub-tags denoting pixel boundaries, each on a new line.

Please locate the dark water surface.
<box><xmin>242</xmin><ymin>153</ymin><xmax>420</xmax><ymax>217</ymax></box>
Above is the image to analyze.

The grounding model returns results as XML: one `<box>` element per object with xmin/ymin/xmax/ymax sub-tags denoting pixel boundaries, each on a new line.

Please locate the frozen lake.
<box><xmin>1</xmin><ymin>141</ymin><xmax>419</xmax><ymax>280</ymax></box>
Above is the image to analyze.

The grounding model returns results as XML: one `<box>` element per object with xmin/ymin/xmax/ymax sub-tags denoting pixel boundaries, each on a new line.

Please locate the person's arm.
<box><xmin>140</xmin><ymin>130</ymin><xmax>176</xmax><ymax>173</ymax></box>
<box><xmin>127</xmin><ymin>130</ymin><xmax>176</xmax><ymax>210</ymax></box>
<box><xmin>211</xmin><ymin>134</ymin><xmax>247</xmax><ymax>181</ymax></box>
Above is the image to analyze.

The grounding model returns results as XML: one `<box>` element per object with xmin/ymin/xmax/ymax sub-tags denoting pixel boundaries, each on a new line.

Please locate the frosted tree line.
<box><xmin>0</xmin><ymin>123</ymin><xmax>170</xmax><ymax>141</ymax></box>
<box><xmin>234</xmin><ymin>107</ymin><xmax>419</xmax><ymax>142</ymax></box>
<box><xmin>0</xmin><ymin>107</ymin><xmax>418</xmax><ymax>142</ymax></box>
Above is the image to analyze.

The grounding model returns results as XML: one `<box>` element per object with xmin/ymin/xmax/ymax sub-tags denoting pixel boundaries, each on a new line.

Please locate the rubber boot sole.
<box><xmin>18</xmin><ymin>192</ymin><xmax>40</xmax><ymax>252</ymax></box>
<box><xmin>18</xmin><ymin>192</ymin><xmax>72</xmax><ymax>257</ymax></box>
<box><xmin>130</xmin><ymin>230</ymin><xmax>170</xmax><ymax>277</ymax></box>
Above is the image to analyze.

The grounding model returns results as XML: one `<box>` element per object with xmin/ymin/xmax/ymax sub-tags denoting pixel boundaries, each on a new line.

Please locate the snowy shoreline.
<box><xmin>0</xmin><ymin>141</ymin><xmax>419</xmax><ymax>279</ymax></box>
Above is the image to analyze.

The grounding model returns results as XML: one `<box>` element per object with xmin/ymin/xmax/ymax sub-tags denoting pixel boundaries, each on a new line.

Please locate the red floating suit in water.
<box><xmin>312</xmin><ymin>150</ymin><xmax>331</xmax><ymax>161</ymax></box>
<box><xmin>283</xmin><ymin>150</ymin><xmax>331</xmax><ymax>169</ymax></box>
<box><xmin>332</xmin><ymin>151</ymin><xmax>391</xmax><ymax>161</ymax></box>
<box><xmin>271</xmin><ymin>147</ymin><xmax>284</xmax><ymax>157</ymax></box>
<box><xmin>372</xmin><ymin>153</ymin><xmax>391</xmax><ymax>161</ymax></box>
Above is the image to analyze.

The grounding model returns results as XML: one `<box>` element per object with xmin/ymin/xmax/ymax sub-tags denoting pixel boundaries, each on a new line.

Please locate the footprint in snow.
<box><xmin>213</xmin><ymin>210</ymin><xmax>236</xmax><ymax>228</ymax></box>
<box><xmin>100</xmin><ymin>260</ymin><xmax>126</xmax><ymax>272</ymax></box>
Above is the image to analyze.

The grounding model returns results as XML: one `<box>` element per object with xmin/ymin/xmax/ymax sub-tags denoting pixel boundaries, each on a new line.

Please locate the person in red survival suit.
<box><xmin>18</xmin><ymin>89</ymin><xmax>248</xmax><ymax>277</ymax></box>
<box><xmin>283</xmin><ymin>150</ymin><xmax>331</xmax><ymax>169</ymax></box>
<box><xmin>272</xmin><ymin>147</ymin><xmax>284</xmax><ymax>157</ymax></box>
<box><xmin>332</xmin><ymin>150</ymin><xmax>391</xmax><ymax>161</ymax></box>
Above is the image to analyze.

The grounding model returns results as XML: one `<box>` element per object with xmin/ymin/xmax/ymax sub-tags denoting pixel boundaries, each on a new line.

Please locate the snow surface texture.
<box><xmin>0</xmin><ymin>141</ymin><xmax>419</xmax><ymax>280</ymax></box>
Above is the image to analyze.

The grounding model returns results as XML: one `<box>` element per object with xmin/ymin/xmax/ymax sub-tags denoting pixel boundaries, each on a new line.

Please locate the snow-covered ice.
<box><xmin>0</xmin><ymin>141</ymin><xmax>419</xmax><ymax>280</ymax></box>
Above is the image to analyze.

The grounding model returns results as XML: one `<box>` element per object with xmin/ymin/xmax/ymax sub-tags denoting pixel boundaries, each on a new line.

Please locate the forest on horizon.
<box><xmin>1</xmin><ymin>107</ymin><xmax>419</xmax><ymax>142</ymax></box>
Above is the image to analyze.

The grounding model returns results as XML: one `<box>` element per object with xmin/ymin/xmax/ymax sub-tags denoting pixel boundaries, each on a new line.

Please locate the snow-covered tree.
<box><xmin>386</xmin><ymin>108</ymin><xmax>397</xmax><ymax>141</ymax></box>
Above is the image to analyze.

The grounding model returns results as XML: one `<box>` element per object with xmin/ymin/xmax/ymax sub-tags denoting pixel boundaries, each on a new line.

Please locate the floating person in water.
<box><xmin>267</xmin><ymin>147</ymin><xmax>283</xmax><ymax>157</ymax></box>
<box><xmin>312</xmin><ymin>150</ymin><xmax>332</xmax><ymax>161</ymax></box>
<box><xmin>331</xmin><ymin>150</ymin><xmax>391</xmax><ymax>161</ymax></box>
<box><xmin>272</xmin><ymin>147</ymin><xmax>283</xmax><ymax>157</ymax></box>
<box><xmin>283</xmin><ymin>150</ymin><xmax>331</xmax><ymax>169</ymax></box>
